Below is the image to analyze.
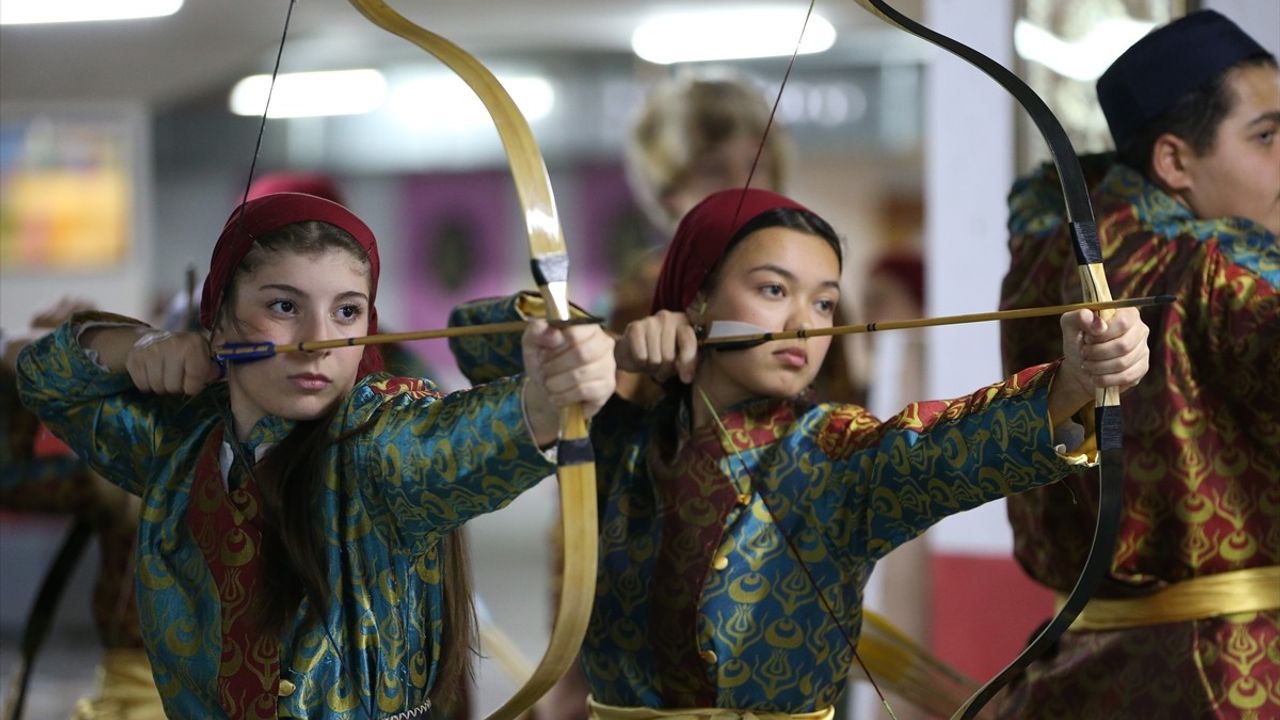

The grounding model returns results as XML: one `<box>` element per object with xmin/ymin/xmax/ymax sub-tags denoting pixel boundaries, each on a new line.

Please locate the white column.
<box><xmin>920</xmin><ymin>0</ymin><xmax>1015</xmax><ymax>553</ymax></box>
<box><xmin>1205</xmin><ymin>0</ymin><xmax>1280</xmax><ymax>55</ymax></box>
<box><xmin>854</xmin><ymin>4</ymin><xmax>1016</xmax><ymax>718</ymax></box>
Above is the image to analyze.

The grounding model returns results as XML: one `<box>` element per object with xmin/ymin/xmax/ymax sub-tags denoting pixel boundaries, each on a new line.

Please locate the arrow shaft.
<box><xmin>273</xmin><ymin>320</ymin><xmax>533</xmax><ymax>354</ymax></box>
<box><xmin>216</xmin><ymin>317</ymin><xmax>598</xmax><ymax>360</ymax></box>
<box><xmin>703</xmin><ymin>295</ymin><xmax>1170</xmax><ymax>348</ymax></box>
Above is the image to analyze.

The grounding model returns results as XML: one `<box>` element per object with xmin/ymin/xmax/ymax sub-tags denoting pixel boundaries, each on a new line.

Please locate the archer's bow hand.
<box><xmin>522</xmin><ymin>320</ymin><xmax>616</xmax><ymax>445</ymax></box>
<box><xmin>1050</xmin><ymin>307</ymin><xmax>1150</xmax><ymax>420</ymax></box>
<box><xmin>616</xmin><ymin>310</ymin><xmax>700</xmax><ymax>385</ymax></box>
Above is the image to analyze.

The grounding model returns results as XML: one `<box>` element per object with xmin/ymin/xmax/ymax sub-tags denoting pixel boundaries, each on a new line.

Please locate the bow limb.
<box><xmin>848</xmin><ymin>2</ymin><xmax>1124</xmax><ymax>717</ymax></box>
<box><xmin>346</xmin><ymin>3</ymin><xmax>597</xmax><ymax>719</ymax></box>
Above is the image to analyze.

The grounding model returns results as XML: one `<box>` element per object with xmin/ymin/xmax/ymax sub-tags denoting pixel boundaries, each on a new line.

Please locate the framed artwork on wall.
<box><xmin>0</xmin><ymin>112</ymin><xmax>139</xmax><ymax>270</ymax></box>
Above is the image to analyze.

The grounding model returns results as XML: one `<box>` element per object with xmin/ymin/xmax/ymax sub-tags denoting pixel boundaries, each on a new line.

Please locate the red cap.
<box><xmin>652</xmin><ymin>188</ymin><xmax>810</xmax><ymax>314</ymax></box>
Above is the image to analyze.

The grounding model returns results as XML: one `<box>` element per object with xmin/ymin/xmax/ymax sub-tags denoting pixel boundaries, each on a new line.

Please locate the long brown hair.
<box><xmin>217</xmin><ymin>220</ymin><xmax>476</xmax><ymax>711</ymax></box>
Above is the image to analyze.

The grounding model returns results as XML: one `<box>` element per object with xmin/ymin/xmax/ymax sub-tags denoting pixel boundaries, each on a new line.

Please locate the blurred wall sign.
<box><xmin>0</xmin><ymin>115</ymin><xmax>134</xmax><ymax>270</ymax></box>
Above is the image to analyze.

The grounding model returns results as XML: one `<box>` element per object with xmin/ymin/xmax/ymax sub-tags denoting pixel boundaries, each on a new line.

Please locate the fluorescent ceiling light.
<box><xmin>632</xmin><ymin>7</ymin><xmax>836</xmax><ymax>65</ymax></box>
<box><xmin>1014</xmin><ymin>17</ymin><xmax>1156</xmax><ymax>82</ymax></box>
<box><xmin>389</xmin><ymin>75</ymin><xmax>555</xmax><ymax>130</ymax></box>
<box><xmin>0</xmin><ymin>0</ymin><xmax>182</xmax><ymax>25</ymax></box>
<box><xmin>229</xmin><ymin>69</ymin><xmax>387</xmax><ymax>119</ymax></box>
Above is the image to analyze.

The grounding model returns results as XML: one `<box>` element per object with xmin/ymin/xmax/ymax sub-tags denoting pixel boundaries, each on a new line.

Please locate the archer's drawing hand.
<box><xmin>125</xmin><ymin>330</ymin><xmax>220</xmax><ymax>395</ymax></box>
<box><xmin>616</xmin><ymin>310</ymin><xmax>699</xmax><ymax>385</ymax></box>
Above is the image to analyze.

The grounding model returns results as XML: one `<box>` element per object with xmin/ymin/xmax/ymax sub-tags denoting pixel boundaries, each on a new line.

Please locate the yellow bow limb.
<box><xmin>346</xmin><ymin>3</ymin><xmax>597</xmax><ymax>719</ymax></box>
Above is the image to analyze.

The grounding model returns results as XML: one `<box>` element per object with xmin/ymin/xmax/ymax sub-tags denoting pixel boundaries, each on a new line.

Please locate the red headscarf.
<box><xmin>651</xmin><ymin>188</ymin><xmax>811</xmax><ymax>314</ymax></box>
<box><xmin>200</xmin><ymin>192</ymin><xmax>384</xmax><ymax>376</ymax></box>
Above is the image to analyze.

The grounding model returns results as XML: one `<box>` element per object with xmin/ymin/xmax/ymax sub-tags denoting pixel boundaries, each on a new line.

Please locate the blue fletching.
<box><xmin>215</xmin><ymin>341</ymin><xmax>277</xmax><ymax>363</ymax></box>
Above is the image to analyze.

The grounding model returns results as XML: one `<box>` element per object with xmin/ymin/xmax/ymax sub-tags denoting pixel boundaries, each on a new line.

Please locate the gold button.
<box><xmin>700</xmin><ymin>649</ymin><xmax>717</xmax><ymax>664</ymax></box>
<box><xmin>737</xmin><ymin>492</ymin><xmax>752</xmax><ymax>506</ymax></box>
<box><xmin>279</xmin><ymin>679</ymin><xmax>296</xmax><ymax>697</ymax></box>
<box><xmin>713</xmin><ymin>555</ymin><xmax>729</xmax><ymax>571</ymax></box>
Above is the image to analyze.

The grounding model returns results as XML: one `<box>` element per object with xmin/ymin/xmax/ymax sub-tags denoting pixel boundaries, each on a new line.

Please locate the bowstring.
<box><xmin>222</xmin><ymin>4</ymin><xmax>385</xmax><ymax>719</ymax></box>
<box><xmin>237</xmin><ymin>0</ymin><xmax>295</xmax><ymax>219</ymax></box>
<box><xmin>211</xmin><ymin>0</ymin><xmax>297</xmax><ymax>338</ymax></box>
<box><xmin>696</xmin><ymin>389</ymin><xmax>899</xmax><ymax>719</ymax></box>
<box><xmin>728</xmin><ymin>0</ymin><xmax>816</xmax><ymax>230</ymax></box>
<box><xmin>716</xmin><ymin>0</ymin><xmax>899</xmax><ymax>713</ymax></box>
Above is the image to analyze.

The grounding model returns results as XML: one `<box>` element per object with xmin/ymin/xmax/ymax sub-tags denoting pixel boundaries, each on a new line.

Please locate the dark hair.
<box><xmin>703</xmin><ymin>206</ymin><xmax>844</xmax><ymax>293</ymax></box>
<box><xmin>1118</xmin><ymin>55</ymin><xmax>1277</xmax><ymax>176</ymax></box>
<box><xmin>218</xmin><ymin>221</ymin><xmax>476</xmax><ymax>713</ymax></box>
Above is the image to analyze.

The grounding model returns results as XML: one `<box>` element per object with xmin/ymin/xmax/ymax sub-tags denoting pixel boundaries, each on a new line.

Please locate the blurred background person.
<box><xmin>2</xmin><ymin>297</ymin><xmax>166</xmax><ymax>720</ymax></box>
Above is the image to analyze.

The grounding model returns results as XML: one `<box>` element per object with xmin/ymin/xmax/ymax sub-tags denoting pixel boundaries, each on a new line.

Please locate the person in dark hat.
<box><xmin>997</xmin><ymin>10</ymin><xmax>1278</xmax><ymax>718</ymax></box>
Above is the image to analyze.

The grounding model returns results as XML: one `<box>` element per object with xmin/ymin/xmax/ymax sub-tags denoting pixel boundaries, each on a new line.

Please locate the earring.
<box><xmin>695</xmin><ymin>300</ymin><xmax>708</xmax><ymax>337</ymax></box>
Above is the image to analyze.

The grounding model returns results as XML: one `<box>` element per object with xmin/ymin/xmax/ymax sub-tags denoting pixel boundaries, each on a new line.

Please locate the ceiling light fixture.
<box><xmin>388</xmin><ymin>74</ymin><xmax>555</xmax><ymax>130</ymax></box>
<box><xmin>0</xmin><ymin>0</ymin><xmax>183</xmax><ymax>25</ymax></box>
<box><xmin>229</xmin><ymin>69</ymin><xmax>387</xmax><ymax>119</ymax></box>
<box><xmin>1014</xmin><ymin>17</ymin><xmax>1156</xmax><ymax>82</ymax></box>
<box><xmin>631</xmin><ymin>7</ymin><xmax>836</xmax><ymax>65</ymax></box>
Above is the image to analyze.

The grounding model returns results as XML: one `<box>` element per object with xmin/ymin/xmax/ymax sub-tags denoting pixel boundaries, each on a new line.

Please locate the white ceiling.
<box><xmin>0</xmin><ymin>0</ymin><xmax>924</xmax><ymax>107</ymax></box>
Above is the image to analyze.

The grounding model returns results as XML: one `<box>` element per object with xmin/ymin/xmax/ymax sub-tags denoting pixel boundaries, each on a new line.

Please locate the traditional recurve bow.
<box><xmin>344</xmin><ymin>3</ymin><xmax>598</xmax><ymax>719</ymax></box>
<box><xmin>845</xmin><ymin>2</ymin><xmax>1126</xmax><ymax>717</ymax></box>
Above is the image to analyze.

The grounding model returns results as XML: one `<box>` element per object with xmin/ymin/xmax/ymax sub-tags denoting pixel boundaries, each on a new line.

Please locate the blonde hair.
<box><xmin>625</xmin><ymin>74</ymin><xmax>791</xmax><ymax>228</ymax></box>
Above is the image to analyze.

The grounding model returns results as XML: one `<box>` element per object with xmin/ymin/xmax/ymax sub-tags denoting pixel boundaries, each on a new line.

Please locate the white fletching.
<box><xmin>705</xmin><ymin>320</ymin><xmax>770</xmax><ymax>339</ymax></box>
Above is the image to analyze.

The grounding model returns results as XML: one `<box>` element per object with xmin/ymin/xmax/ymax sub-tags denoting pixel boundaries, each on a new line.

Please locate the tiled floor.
<box><xmin>0</xmin><ymin>637</ymin><xmax>101</xmax><ymax>719</ymax></box>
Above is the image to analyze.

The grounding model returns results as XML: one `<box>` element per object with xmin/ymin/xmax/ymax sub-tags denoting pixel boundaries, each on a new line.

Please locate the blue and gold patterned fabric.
<box><xmin>999</xmin><ymin>155</ymin><xmax>1280</xmax><ymax>718</ymax></box>
<box><xmin>16</xmin><ymin>314</ymin><xmax>555</xmax><ymax>719</ymax></box>
<box><xmin>451</xmin><ymin>296</ymin><xmax>1089</xmax><ymax>712</ymax></box>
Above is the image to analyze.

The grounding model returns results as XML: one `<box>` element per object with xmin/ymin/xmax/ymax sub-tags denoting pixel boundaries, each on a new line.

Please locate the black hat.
<box><xmin>1096</xmin><ymin>10</ymin><xmax>1273</xmax><ymax>149</ymax></box>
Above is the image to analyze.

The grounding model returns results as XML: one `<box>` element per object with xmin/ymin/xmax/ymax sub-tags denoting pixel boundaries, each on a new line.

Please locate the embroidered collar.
<box><xmin>1098</xmin><ymin>163</ymin><xmax>1194</xmax><ymax>230</ymax></box>
<box><xmin>679</xmin><ymin>394</ymin><xmax>805</xmax><ymax>457</ymax></box>
<box><xmin>216</xmin><ymin>395</ymin><xmax>293</xmax><ymax>488</ymax></box>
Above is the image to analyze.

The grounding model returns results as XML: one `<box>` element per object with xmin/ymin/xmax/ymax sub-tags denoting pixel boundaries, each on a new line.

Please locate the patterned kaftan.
<box><xmin>997</xmin><ymin>156</ymin><xmax>1280</xmax><ymax>719</ymax></box>
<box><xmin>451</xmin><ymin>295</ymin><xmax>1091</xmax><ymax>712</ymax></box>
<box><xmin>16</xmin><ymin>314</ymin><xmax>556</xmax><ymax>719</ymax></box>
